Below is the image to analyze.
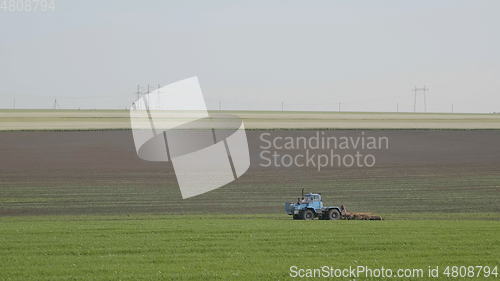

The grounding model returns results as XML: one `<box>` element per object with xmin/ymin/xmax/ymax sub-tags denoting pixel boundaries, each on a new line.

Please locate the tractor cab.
<box><xmin>301</xmin><ymin>193</ymin><xmax>323</xmax><ymax>209</ymax></box>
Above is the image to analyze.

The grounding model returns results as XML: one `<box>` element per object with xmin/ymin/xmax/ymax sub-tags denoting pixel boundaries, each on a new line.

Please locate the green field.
<box><xmin>0</xmin><ymin>214</ymin><xmax>499</xmax><ymax>281</ymax></box>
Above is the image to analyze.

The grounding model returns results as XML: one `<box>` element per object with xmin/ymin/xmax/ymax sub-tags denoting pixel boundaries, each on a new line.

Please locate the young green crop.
<box><xmin>0</xmin><ymin>215</ymin><xmax>498</xmax><ymax>281</ymax></box>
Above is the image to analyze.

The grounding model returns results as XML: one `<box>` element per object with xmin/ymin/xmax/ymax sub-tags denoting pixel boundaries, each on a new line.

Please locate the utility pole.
<box><xmin>423</xmin><ymin>87</ymin><xmax>427</xmax><ymax>112</ymax></box>
<box><xmin>338</xmin><ymin>102</ymin><xmax>341</xmax><ymax>112</ymax></box>
<box><xmin>13</xmin><ymin>97</ymin><xmax>16</xmax><ymax>109</ymax></box>
<box><xmin>136</xmin><ymin>85</ymin><xmax>141</xmax><ymax>101</ymax></box>
<box><xmin>413</xmin><ymin>87</ymin><xmax>417</xmax><ymax>112</ymax></box>
<box><xmin>281</xmin><ymin>101</ymin><xmax>284</xmax><ymax>112</ymax></box>
<box><xmin>219</xmin><ymin>101</ymin><xmax>222</xmax><ymax>111</ymax></box>
<box><xmin>413</xmin><ymin>86</ymin><xmax>429</xmax><ymax>112</ymax></box>
<box><xmin>53</xmin><ymin>98</ymin><xmax>58</xmax><ymax>110</ymax></box>
<box><xmin>396</xmin><ymin>103</ymin><xmax>399</xmax><ymax>113</ymax></box>
<box><xmin>451</xmin><ymin>104</ymin><xmax>454</xmax><ymax>113</ymax></box>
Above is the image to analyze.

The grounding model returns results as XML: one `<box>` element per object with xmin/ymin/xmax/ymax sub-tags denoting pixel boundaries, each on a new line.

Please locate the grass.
<box><xmin>0</xmin><ymin>214</ymin><xmax>498</xmax><ymax>281</ymax></box>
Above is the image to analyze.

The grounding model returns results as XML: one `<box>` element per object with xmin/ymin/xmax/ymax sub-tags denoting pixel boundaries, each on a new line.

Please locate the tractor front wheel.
<box><xmin>303</xmin><ymin>209</ymin><xmax>314</xmax><ymax>220</ymax></box>
<box><xmin>328</xmin><ymin>209</ymin><xmax>341</xmax><ymax>220</ymax></box>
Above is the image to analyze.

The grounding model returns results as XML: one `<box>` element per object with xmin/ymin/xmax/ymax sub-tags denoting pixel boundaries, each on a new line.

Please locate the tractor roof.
<box><xmin>305</xmin><ymin>193</ymin><xmax>320</xmax><ymax>196</ymax></box>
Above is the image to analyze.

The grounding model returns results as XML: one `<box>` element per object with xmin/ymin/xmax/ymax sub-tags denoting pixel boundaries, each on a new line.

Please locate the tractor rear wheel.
<box><xmin>328</xmin><ymin>209</ymin><xmax>341</xmax><ymax>220</ymax></box>
<box><xmin>303</xmin><ymin>209</ymin><xmax>314</xmax><ymax>220</ymax></box>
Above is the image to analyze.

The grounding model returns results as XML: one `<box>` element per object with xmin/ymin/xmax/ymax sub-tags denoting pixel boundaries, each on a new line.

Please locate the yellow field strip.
<box><xmin>1</xmin><ymin>110</ymin><xmax>499</xmax><ymax>130</ymax></box>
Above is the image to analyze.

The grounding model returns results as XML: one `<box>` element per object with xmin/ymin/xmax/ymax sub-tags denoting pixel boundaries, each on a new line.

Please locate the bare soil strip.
<box><xmin>1</xmin><ymin>129</ymin><xmax>499</xmax><ymax>216</ymax></box>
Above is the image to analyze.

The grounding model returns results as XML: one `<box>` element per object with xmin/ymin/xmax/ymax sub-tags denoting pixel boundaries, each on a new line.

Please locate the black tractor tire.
<box><xmin>292</xmin><ymin>214</ymin><xmax>300</xmax><ymax>220</ymax></box>
<box><xmin>328</xmin><ymin>209</ymin><xmax>341</xmax><ymax>220</ymax></box>
<box><xmin>297</xmin><ymin>211</ymin><xmax>304</xmax><ymax>220</ymax></box>
<box><xmin>303</xmin><ymin>209</ymin><xmax>314</xmax><ymax>220</ymax></box>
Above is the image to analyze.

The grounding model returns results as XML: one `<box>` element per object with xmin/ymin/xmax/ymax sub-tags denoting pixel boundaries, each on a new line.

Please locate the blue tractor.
<box><xmin>284</xmin><ymin>189</ymin><xmax>342</xmax><ymax>220</ymax></box>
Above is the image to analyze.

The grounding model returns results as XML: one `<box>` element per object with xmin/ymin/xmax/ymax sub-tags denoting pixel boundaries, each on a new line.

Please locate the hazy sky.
<box><xmin>1</xmin><ymin>0</ymin><xmax>499</xmax><ymax>112</ymax></box>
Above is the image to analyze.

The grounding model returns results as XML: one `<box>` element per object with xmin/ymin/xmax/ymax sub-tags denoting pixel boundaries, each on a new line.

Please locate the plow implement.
<box><xmin>340</xmin><ymin>205</ymin><xmax>383</xmax><ymax>220</ymax></box>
